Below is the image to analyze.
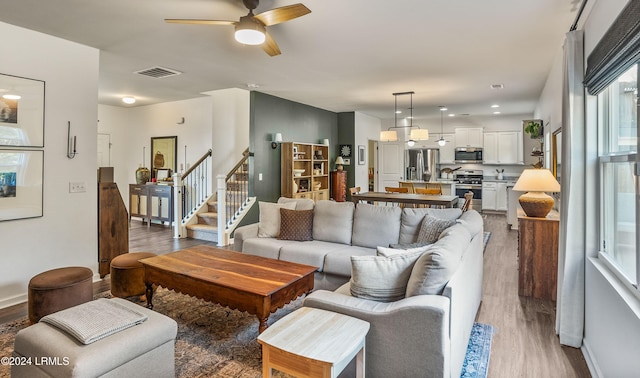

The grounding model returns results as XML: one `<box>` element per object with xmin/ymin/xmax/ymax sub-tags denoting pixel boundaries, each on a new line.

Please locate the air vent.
<box><xmin>490</xmin><ymin>84</ymin><xmax>504</xmax><ymax>89</ymax></box>
<box><xmin>134</xmin><ymin>66</ymin><xmax>182</xmax><ymax>79</ymax></box>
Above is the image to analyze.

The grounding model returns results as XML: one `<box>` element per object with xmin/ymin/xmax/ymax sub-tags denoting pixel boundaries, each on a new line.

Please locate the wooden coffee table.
<box><xmin>139</xmin><ymin>245</ymin><xmax>317</xmax><ymax>333</ymax></box>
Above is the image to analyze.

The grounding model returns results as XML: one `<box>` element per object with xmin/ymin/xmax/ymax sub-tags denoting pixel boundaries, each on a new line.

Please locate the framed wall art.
<box><xmin>0</xmin><ymin>73</ymin><xmax>45</xmax><ymax>147</ymax></box>
<box><xmin>358</xmin><ymin>145</ymin><xmax>365</xmax><ymax>165</ymax></box>
<box><xmin>0</xmin><ymin>149</ymin><xmax>44</xmax><ymax>221</ymax></box>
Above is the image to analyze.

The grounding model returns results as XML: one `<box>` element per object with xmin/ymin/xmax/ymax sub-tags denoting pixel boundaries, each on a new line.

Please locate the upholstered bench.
<box><xmin>28</xmin><ymin>266</ymin><xmax>93</xmax><ymax>324</ymax></box>
<box><xmin>110</xmin><ymin>252</ymin><xmax>157</xmax><ymax>298</ymax></box>
<box><xmin>12</xmin><ymin>298</ymin><xmax>177</xmax><ymax>378</ymax></box>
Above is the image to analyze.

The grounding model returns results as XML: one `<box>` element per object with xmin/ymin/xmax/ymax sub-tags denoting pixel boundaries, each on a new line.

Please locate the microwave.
<box><xmin>454</xmin><ymin>147</ymin><xmax>483</xmax><ymax>163</ymax></box>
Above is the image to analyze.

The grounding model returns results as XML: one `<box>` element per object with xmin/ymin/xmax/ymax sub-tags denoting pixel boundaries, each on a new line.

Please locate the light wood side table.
<box><xmin>258</xmin><ymin>307</ymin><xmax>370</xmax><ymax>378</ymax></box>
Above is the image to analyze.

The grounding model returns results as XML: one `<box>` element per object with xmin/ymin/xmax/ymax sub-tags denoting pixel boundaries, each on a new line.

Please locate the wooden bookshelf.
<box><xmin>281</xmin><ymin>142</ymin><xmax>330</xmax><ymax>202</ymax></box>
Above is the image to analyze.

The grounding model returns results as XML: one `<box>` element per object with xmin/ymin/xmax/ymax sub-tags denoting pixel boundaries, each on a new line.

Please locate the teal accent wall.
<box><xmin>337</xmin><ymin>112</ymin><xmax>356</xmax><ymax>199</ymax></box>
<box><xmin>243</xmin><ymin>91</ymin><xmax>339</xmax><ymax>225</ymax></box>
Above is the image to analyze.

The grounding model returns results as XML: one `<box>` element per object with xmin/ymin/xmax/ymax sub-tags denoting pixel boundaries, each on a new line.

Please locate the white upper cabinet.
<box><xmin>483</xmin><ymin>131</ymin><xmax>523</xmax><ymax>165</ymax></box>
<box><xmin>454</xmin><ymin>128</ymin><xmax>483</xmax><ymax>148</ymax></box>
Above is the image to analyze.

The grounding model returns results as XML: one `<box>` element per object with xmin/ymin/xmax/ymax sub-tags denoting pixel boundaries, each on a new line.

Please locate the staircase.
<box><xmin>179</xmin><ymin>148</ymin><xmax>255</xmax><ymax>246</ymax></box>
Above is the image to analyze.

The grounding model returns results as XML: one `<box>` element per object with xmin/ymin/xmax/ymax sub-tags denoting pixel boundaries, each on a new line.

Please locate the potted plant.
<box><xmin>524</xmin><ymin>120</ymin><xmax>543</xmax><ymax>139</ymax></box>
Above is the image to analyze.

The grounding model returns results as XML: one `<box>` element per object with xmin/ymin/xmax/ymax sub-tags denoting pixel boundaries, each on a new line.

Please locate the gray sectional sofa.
<box><xmin>233</xmin><ymin>197</ymin><xmax>484</xmax><ymax>378</ymax></box>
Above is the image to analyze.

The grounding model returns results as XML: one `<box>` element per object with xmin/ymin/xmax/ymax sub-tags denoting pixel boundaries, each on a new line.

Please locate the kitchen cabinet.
<box><xmin>518</xmin><ymin>209</ymin><xmax>559</xmax><ymax>300</ymax></box>
<box><xmin>482</xmin><ymin>181</ymin><xmax>507</xmax><ymax>211</ymax></box>
<box><xmin>483</xmin><ymin>131</ymin><xmax>523</xmax><ymax>165</ymax></box>
<box><xmin>507</xmin><ymin>183</ymin><xmax>522</xmax><ymax>229</ymax></box>
<box><xmin>281</xmin><ymin>142</ymin><xmax>330</xmax><ymax>201</ymax></box>
<box><xmin>454</xmin><ymin>127</ymin><xmax>483</xmax><ymax>148</ymax></box>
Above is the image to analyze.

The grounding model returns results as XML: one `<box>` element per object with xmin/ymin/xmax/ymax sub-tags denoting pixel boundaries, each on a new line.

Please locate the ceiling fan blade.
<box><xmin>164</xmin><ymin>19</ymin><xmax>236</xmax><ymax>26</ymax></box>
<box><xmin>253</xmin><ymin>3</ymin><xmax>311</xmax><ymax>27</ymax></box>
<box><xmin>262</xmin><ymin>31</ymin><xmax>281</xmax><ymax>57</ymax></box>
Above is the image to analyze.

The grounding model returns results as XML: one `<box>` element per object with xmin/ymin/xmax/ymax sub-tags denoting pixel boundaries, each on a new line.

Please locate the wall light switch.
<box><xmin>258</xmin><ymin>173</ymin><xmax>263</xmax><ymax>181</ymax></box>
<box><xmin>69</xmin><ymin>182</ymin><xmax>86</xmax><ymax>193</ymax></box>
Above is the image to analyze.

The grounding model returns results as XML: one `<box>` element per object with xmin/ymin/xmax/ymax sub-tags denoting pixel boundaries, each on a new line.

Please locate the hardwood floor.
<box><xmin>477</xmin><ymin>213</ymin><xmax>591</xmax><ymax>377</ymax></box>
<box><xmin>1</xmin><ymin>216</ymin><xmax>591</xmax><ymax>377</ymax></box>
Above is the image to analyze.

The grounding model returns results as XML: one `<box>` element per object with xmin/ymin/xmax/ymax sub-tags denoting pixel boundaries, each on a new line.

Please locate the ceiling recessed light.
<box><xmin>493</xmin><ymin>111</ymin><xmax>501</xmax><ymax>114</ymax></box>
<box><xmin>490</xmin><ymin>84</ymin><xmax>504</xmax><ymax>89</ymax></box>
<box><xmin>2</xmin><ymin>94</ymin><xmax>21</xmax><ymax>100</ymax></box>
<box><xmin>491</xmin><ymin>104</ymin><xmax>500</xmax><ymax>108</ymax></box>
<box><xmin>122</xmin><ymin>96</ymin><xmax>136</xmax><ymax>104</ymax></box>
<box><xmin>247</xmin><ymin>83</ymin><xmax>260</xmax><ymax>89</ymax></box>
<box><xmin>395</xmin><ymin>110</ymin><xmax>402</xmax><ymax>114</ymax></box>
<box><xmin>448</xmin><ymin>113</ymin><xmax>455</xmax><ymax>117</ymax></box>
<box><xmin>439</xmin><ymin>106</ymin><xmax>447</xmax><ymax>111</ymax></box>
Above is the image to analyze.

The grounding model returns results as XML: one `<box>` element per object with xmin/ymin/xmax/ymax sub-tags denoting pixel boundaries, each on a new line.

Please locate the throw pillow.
<box><xmin>257</xmin><ymin>201</ymin><xmax>297</xmax><ymax>238</ymax></box>
<box><xmin>398</xmin><ymin>207</ymin><xmax>462</xmax><ymax>244</ymax></box>
<box><xmin>349</xmin><ymin>249</ymin><xmax>424</xmax><ymax>302</ymax></box>
<box><xmin>312</xmin><ymin>200</ymin><xmax>355</xmax><ymax>245</ymax></box>
<box><xmin>351</xmin><ymin>203</ymin><xmax>402</xmax><ymax>248</ymax></box>
<box><xmin>456</xmin><ymin>209</ymin><xmax>483</xmax><ymax>237</ymax></box>
<box><xmin>406</xmin><ymin>224</ymin><xmax>470</xmax><ymax>296</ymax></box>
<box><xmin>278</xmin><ymin>208</ymin><xmax>314</xmax><ymax>241</ymax></box>
<box><xmin>389</xmin><ymin>242</ymin><xmax>432</xmax><ymax>250</ymax></box>
<box><xmin>416</xmin><ymin>214</ymin><xmax>456</xmax><ymax>244</ymax></box>
<box><xmin>277</xmin><ymin>196</ymin><xmax>315</xmax><ymax>210</ymax></box>
<box><xmin>377</xmin><ymin>244</ymin><xmax>432</xmax><ymax>257</ymax></box>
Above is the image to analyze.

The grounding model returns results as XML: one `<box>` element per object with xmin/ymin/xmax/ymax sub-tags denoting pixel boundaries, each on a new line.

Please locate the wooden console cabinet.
<box><xmin>129</xmin><ymin>184</ymin><xmax>173</xmax><ymax>227</ymax></box>
<box><xmin>331</xmin><ymin>170</ymin><xmax>347</xmax><ymax>202</ymax></box>
<box><xmin>517</xmin><ymin>209</ymin><xmax>559</xmax><ymax>301</ymax></box>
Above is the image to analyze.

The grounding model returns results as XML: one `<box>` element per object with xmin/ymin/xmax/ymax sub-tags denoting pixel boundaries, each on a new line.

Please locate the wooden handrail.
<box><xmin>226</xmin><ymin>148</ymin><xmax>250</xmax><ymax>181</ymax></box>
<box><xmin>181</xmin><ymin>149</ymin><xmax>212</xmax><ymax>179</ymax></box>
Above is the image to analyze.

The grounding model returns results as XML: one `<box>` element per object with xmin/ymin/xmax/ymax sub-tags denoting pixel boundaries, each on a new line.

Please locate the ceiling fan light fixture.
<box><xmin>438</xmin><ymin>138</ymin><xmax>447</xmax><ymax>147</ymax></box>
<box><xmin>235</xmin><ymin>16</ymin><xmax>266</xmax><ymax>45</ymax></box>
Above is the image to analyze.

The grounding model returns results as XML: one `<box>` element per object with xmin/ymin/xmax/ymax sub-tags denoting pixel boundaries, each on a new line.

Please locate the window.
<box><xmin>598</xmin><ymin>64</ymin><xmax>638</xmax><ymax>285</ymax></box>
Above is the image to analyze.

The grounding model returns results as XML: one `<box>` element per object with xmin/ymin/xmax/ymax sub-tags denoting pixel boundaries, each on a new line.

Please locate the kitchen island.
<box><xmin>399</xmin><ymin>180</ymin><xmax>456</xmax><ymax>196</ymax></box>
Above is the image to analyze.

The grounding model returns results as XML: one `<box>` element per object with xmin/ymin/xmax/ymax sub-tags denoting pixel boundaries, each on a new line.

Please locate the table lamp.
<box><xmin>512</xmin><ymin>168</ymin><xmax>560</xmax><ymax>218</ymax></box>
<box><xmin>335</xmin><ymin>156</ymin><xmax>345</xmax><ymax>171</ymax></box>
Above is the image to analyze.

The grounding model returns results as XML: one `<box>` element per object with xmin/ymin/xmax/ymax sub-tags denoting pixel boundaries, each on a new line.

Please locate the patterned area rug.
<box><xmin>1</xmin><ymin>289</ymin><xmax>493</xmax><ymax>377</ymax></box>
<box><xmin>461</xmin><ymin>323</ymin><xmax>494</xmax><ymax>378</ymax></box>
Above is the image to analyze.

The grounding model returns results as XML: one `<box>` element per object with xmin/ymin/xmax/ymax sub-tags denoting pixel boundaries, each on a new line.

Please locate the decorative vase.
<box><xmin>136</xmin><ymin>166</ymin><xmax>151</xmax><ymax>185</ymax></box>
<box><xmin>292</xmin><ymin>179</ymin><xmax>298</xmax><ymax>194</ymax></box>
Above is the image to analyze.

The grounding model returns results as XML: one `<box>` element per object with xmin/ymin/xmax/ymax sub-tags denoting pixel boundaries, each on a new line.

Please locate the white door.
<box><xmin>97</xmin><ymin>133</ymin><xmax>111</xmax><ymax>167</ymax></box>
<box><xmin>377</xmin><ymin>141</ymin><xmax>404</xmax><ymax>191</ymax></box>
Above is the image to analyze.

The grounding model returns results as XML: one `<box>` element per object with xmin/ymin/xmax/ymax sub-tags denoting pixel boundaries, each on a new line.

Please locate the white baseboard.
<box><xmin>0</xmin><ymin>293</ymin><xmax>27</xmax><ymax>310</ymax></box>
<box><xmin>581</xmin><ymin>339</ymin><xmax>602</xmax><ymax>378</ymax></box>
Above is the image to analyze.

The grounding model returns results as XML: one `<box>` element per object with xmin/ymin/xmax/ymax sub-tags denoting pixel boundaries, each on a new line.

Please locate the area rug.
<box><xmin>0</xmin><ymin>289</ymin><xmax>493</xmax><ymax>378</ymax></box>
<box><xmin>461</xmin><ymin>323</ymin><xmax>494</xmax><ymax>378</ymax></box>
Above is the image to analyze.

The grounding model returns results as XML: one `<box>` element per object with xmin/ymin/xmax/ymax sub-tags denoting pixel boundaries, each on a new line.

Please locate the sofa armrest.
<box><xmin>304</xmin><ymin>289</ymin><xmax>450</xmax><ymax>378</ymax></box>
<box><xmin>232</xmin><ymin>223</ymin><xmax>259</xmax><ymax>251</ymax></box>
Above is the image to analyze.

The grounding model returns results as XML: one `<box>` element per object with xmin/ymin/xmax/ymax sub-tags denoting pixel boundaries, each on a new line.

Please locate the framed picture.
<box><xmin>358</xmin><ymin>145</ymin><xmax>365</xmax><ymax>165</ymax></box>
<box><xmin>151</xmin><ymin>136</ymin><xmax>177</xmax><ymax>179</ymax></box>
<box><xmin>0</xmin><ymin>149</ymin><xmax>44</xmax><ymax>221</ymax></box>
<box><xmin>0</xmin><ymin>73</ymin><xmax>45</xmax><ymax>147</ymax></box>
<box><xmin>339</xmin><ymin>144</ymin><xmax>352</xmax><ymax>158</ymax></box>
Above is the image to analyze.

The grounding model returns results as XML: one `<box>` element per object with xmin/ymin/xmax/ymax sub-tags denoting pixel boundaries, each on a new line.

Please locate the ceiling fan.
<box><xmin>165</xmin><ymin>0</ymin><xmax>311</xmax><ymax>57</ymax></box>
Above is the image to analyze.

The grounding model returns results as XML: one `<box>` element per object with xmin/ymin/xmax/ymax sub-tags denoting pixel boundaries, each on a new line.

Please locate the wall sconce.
<box><xmin>66</xmin><ymin>121</ymin><xmax>77</xmax><ymax>159</ymax></box>
<box><xmin>271</xmin><ymin>133</ymin><xmax>283</xmax><ymax>149</ymax></box>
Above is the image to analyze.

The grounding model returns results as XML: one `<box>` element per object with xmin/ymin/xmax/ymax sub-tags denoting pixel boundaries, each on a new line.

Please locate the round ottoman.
<box><xmin>28</xmin><ymin>266</ymin><xmax>93</xmax><ymax>324</ymax></box>
<box><xmin>110</xmin><ymin>252</ymin><xmax>157</xmax><ymax>298</ymax></box>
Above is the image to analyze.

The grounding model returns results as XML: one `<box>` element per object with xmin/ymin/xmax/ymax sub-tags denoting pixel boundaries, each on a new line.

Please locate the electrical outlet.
<box><xmin>69</xmin><ymin>182</ymin><xmax>86</xmax><ymax>193</ymax></box>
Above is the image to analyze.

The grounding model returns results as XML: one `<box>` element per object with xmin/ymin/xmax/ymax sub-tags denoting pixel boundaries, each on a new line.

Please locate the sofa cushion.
<box><xmin>349</xmin><ymin>248</ymin><xmax>425</xmax><ymax>302</ymax></box>
<box><xmin>279</xmin><ymin>241</ymin><xmax>346</xmax><ymax>272</ymax></box>
<box><xmin>406</xmin><ymin>223</ymin><xmax>470</xmax><ymax>296</ymax></box>
<box><xmin>417</xmin><ymin>214</ymin><xmax>457</xmax><ymax>244</ymax></box>
<box><xmin>243</xmin><ymin>237</ymin><xmax>299</xmax><ymax>259</ymax></box>
<box><xmin>399</xmin><ymin>207</ymin><xmax>462</xmax><ymax>244</ymax></box>
<box><xmin>258</xmin><ymin>201</ymin><xmax>297</xmax><ymax>238</ymax></box>
<box><xmin>279</xmin><ymin>208</ymin><xmax>314</xmax><ymax>241</ymax></box>
<box><xmin>351</xmin><ymin>203</ymin><xmax>402</xmax><ymax>248</ymax></box>
<box><xmin>313</xmin><ymin>200</ymin><xmax>355</xmax><ymax>245</ymax></box>
<box><xmin>456</xmin><ymin>209</ymin><xmax>483</xmax><ymax>237</ymax></box>
<box><xmin>322</xmin><ymin>245</ymin><xmax>377</xmax><ymax>277</ymax></box>
<box><xmin>277</xmin><ymin>196</ymin><xmax>315</xmax><ymax>211</ymax></box>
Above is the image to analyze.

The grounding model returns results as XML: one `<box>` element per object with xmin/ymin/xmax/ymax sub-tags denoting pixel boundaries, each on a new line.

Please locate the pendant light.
<box><xmin>380</xmin><ymin>92</ymin><xmax>429</xmax><ymax>143</ymax></box>
<box><xmin>437</xmin><ymin>106</ymin><xmax>447</xmax><ymax>146</ymax></box>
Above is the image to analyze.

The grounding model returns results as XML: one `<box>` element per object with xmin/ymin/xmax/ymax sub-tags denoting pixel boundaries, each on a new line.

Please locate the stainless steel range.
<box><xmin>454</xmin><ymin>169</ymin><xmax>483</xmax><ymax>209</ymax></box>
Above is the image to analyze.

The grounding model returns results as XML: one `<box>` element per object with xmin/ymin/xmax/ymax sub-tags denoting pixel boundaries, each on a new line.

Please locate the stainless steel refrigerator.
<box><xmin>405</xmin><ymin>148</ymin><xmax>439</xmax><ymax>181</ymax></box>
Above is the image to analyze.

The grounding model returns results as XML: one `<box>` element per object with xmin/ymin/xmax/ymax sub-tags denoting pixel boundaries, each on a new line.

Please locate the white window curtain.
<box><xmin>555</xmin><ymin>30</ymin><xmax>586</xmax><ymax>348</ymax></box>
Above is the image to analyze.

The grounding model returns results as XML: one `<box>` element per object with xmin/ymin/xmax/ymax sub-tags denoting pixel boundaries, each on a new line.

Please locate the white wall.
<box><xmin>0</xmin><ymin>22</ymin><xmax>99</xmax><ymax>308</ymax></box>
<box><xmin>97</xmin><ymin>89</ymin><xmax>250</xmax><ymax>205</ymax></box>
<box><xmin>353</xmin><ymin>112</ymin><xmax>381</xmax><ymax>191</ymax></box>
<box><xmin>534</xmin><ymin>0</ymin><xmax>639</xmax><ymax>376</ymax></box>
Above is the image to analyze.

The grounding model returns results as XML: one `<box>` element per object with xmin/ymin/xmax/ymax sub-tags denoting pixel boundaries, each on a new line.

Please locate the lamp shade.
<box><xmin>513</xmin><ymin>168</ymin><xmax>560</xmax><ymax>218</ymax></box>
<box><xmin>512</xmin><ymin>169</ymin><xmax>560</xmax><ymax>192</ymax></box>
<box><xmin>380</xmin><ymin>130</ymin><xmax>398</xmax><ymax>142</ymax></box>
<box><xmin>273</xmin><ymin>133</ymin><xmax>283</xmax><ymax>143</ymax></box>
<box><xmin>335</xmin><ymin>156</ymin><xmax>345</xmax><ymax>165</ymax></box>
<box><xmin>410</xmin><ymin>128</ymin><xmax>429</xmax><ymax>141</ymax></box>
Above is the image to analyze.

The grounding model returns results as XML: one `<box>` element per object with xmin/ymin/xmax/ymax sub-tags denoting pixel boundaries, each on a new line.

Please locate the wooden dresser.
<box><xmin>331</xmin><ymin>170</ymin><xmax>347</xmax><ymax>202</ymax></box>
<box><xmin>517</xmin><ymin>209</ymin><xmax>559</xmax><ymax>301</ymax></box>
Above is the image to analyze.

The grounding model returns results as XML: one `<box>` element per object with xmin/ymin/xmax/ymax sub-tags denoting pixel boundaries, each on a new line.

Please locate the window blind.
<box><xmin>583</xmin><ymin>0</ymin><xmax>640</xmax><ymax>95</ymax></box>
